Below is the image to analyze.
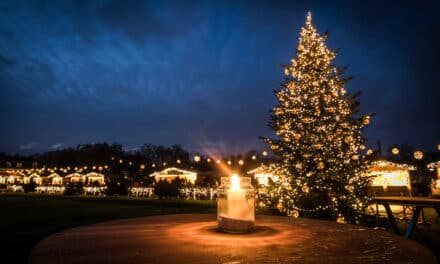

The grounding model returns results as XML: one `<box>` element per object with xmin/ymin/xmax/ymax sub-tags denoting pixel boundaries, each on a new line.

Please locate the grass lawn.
<box><xmin>1</xmin><ymin>193</ymin><xmax>439</xmax><ymax>263</ymax></box>
<box><xmin>0</xmin><ymin>193</ymin><xmax>216</xmax><ymax>263</ymax></box>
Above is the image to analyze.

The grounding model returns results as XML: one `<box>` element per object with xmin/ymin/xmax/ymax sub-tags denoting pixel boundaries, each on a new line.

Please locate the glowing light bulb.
<box><xmin>414</xmin><ymin>151</ymin><xmax>423</xmax><ymax>160</ymax></box>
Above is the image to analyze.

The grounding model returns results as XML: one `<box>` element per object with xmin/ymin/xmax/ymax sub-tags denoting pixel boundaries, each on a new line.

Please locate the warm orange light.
<box><xmin>414</xmin><ymin>151</ymin><xmax>423</xmax><ymax>160</ymax></box>
<box><xmin>391</xmin><ymin>147</ymin><xmax>399</xmax><ymax>155</ymax></box>
<box><xmin>230</xmin><ymin>174</ymin><xmax>240</xmax><ymax>190</ymax></box>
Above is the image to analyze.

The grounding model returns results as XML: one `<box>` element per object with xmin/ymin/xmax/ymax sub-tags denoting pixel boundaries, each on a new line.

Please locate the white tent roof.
<box><xmin>150</xmin><ymin>167</ymin><xmax>196</xmax><ymax>177</ymax></box>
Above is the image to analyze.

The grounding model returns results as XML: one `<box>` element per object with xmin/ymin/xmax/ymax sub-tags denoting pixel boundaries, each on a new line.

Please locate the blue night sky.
<box><xmin>0</xmin><ymin>0</ymin><xmax>439</xmax><ymax>155</ymax></box>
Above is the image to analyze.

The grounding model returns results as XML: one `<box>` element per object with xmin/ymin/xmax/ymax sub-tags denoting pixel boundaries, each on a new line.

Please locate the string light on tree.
<box><xmin>262</xmin><ymin>12</ymin><xmax>372</xmax><ymax>223</ymax></box>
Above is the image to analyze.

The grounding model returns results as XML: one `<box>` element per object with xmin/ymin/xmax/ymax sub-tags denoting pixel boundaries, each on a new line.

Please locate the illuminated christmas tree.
<box><xmin>263</xmin><ymin>12</ymin><xmax>372</xmax><ymax>222</ymax></box>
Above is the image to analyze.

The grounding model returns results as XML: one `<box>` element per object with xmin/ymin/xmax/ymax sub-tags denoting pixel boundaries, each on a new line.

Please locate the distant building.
<box><xmin>47</xmin><ymin>173</ymin><xmax>63</xmax><ymax>185</ymax></box>
<box><xmin>247</xmin><ymin>165</ymin><xmax>278</xmax><ymax>186</ymax></box>
<box><xmin>428</xmin><ymin>161</ymin><xmax>440</xmax><ymax>196</ymax></box>
<box><xmin>150</xmin><ymin>167</ymin><xmax>197</xmax><ymax>184</ymax></box>
<box><xmin>85</xmin><ymin>172</ymin><xmax>105</xmax><ymax>185</ymax></box>
<box><xmin>366</xmin><ymin>160</ymin><xmax>416</xmax><ymax>216</ymax></box>
<box><xmin>366</xmin><ymin>160</ymin><xmax>415</xmax><ymax>197</ymax></box>
<box><xmin>65</xmin><ymin>173</ymin><xmax>86</xmax><ymax>183</ymax></box>
<box><xmin>24</xmin><ymin>173</ymin><xmax>42</xmax><ymax>185</ymax></box>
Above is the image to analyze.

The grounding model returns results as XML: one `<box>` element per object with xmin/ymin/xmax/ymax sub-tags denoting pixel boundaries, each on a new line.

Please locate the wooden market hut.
<box><xmin>24</xmin><ymin>172</ymin><xmax>42</xmax><ymax>185</ymax></box>
<box><xmin>428</xmin><ymin>161</ymin><xmax>440</xmax><ymax>197</ymax></box>
<box><xmin>247</xmin><ymin>165</ymin><xmax>278</xmax><ymax>186</ymax></box>
<box><xmin>65</xmin><ymin>173</ymin><xmax>86</xmax><ymax>183</ymax></box>
<box><xmin>150</xmin><ymin>167</ymin><xmax>197</xmax><ymax>184</ymax></box>
<box><xmin>85</xmin><ymin>172</ymin><xmax>105</xmax><ymax>185</ymax></box>
<box><xmin>47</xmin><ymin>173</ymin><xmax>63</xmax><ymax>185</ymax></box>
<box><xmin>366</xmin><ymin>160</ymin><xmax>415</xmax><ymax>197</ymax></box>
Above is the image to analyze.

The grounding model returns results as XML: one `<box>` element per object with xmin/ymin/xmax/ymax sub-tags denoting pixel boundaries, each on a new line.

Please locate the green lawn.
<box><xmin>0</xmin><ymin>193</ymin><xmax>216</xmax><ymax>263</ymax></box>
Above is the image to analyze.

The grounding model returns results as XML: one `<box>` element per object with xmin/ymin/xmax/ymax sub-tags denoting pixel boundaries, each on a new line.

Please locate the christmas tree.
<box><xmin>263</xmin><ymin>12</ymin><xmax>372</xmax><ymax>222</ymax></box>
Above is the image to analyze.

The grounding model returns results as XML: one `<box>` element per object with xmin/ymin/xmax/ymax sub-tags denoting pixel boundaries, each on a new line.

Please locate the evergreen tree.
<box><xmin>263</xmin><ymin>12</ymin><xmax>372</xmax><ymax>222</ymax></box>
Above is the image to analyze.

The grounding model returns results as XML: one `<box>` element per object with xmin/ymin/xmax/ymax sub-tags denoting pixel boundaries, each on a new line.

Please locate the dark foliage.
<box><xmin>64</xmin><ymin>182</ymin><xmax>84</xmax><ymax>195</ymax></box>
<box><xmin>154</xmin><ymin>178</ymin><xmax>186</xmax><ymax>199</ymax></box>
<box><xmin>23</xmin><ymin>181</ymin><xmax>37</xmax><ymax>193</ymax></box>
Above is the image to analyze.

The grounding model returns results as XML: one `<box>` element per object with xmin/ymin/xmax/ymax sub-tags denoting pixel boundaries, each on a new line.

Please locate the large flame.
<box><xmin>230</xmin><ymin>174</ymin><xmax>241</xmax><ymax>190</ymax></box>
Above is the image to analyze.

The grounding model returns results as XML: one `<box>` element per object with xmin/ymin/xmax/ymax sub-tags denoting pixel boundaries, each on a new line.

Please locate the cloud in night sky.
<box><xmin>0</xmin><ymin>0</ymin><xmax>439</xmax><ymax>154</ymax></box>
<box><xmin>50</xmin><ymin>142</ymin><xmax>64</xmax><ymax>149</ymax></box>
<box><xmin>19</xmin><ymin>142</ymin><xmax>38</xmax><ymax>150</ymax></box>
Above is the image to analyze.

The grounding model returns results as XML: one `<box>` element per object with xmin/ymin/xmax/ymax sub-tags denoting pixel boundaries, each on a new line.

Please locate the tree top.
<box><xmin>306</xmin><ymin>11</ymin><xmax>312</xmax><ymax>25</ymax></box>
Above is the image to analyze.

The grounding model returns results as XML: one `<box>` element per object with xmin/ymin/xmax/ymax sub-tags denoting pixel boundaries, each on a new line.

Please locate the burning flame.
<box><xmin>231</xmin><ymin>174</ymin><xmax>241</xmax><ymax>190</ymax></box>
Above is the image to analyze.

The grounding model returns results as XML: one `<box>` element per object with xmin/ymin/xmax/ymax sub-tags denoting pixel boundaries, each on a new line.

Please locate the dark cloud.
<box><xmin>0</xmin><ymin>54</ymin><xmax>16</xmax><ymax>67</ymax></box>
<box><xmin>0</xmin><ymin>0</ymin><xmax>439</xmax><ymax>154</ymax></box>
<box><xmin>96</xmin><ymin>0</ymin><xmax>166</xmax><ymax>42</ymax></box>
<box><xmin>95</xmin><ymin>0</ymin><xmax>204</xmax><ymax>42</ymax></box>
